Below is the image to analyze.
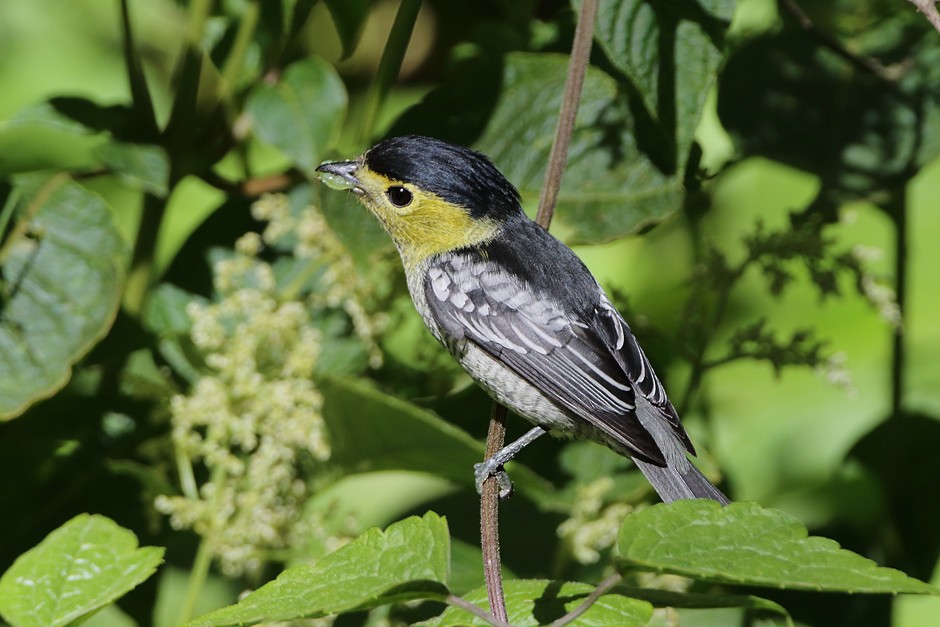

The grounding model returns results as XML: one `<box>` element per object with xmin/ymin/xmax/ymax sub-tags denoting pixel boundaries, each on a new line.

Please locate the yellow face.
<box><xmin>317</xmin><ymin>160</ymin><xmax>500</xmax><ymax>270</ymax></box>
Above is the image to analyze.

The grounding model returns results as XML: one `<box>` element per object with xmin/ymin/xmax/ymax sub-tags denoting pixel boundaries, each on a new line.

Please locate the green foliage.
<box><xmin>1</xmin><ymin>0</ymin><xmax>939</xmax><ymax>626</ymax></box>
<box><xmin>618</xmin><ymin>501</ymin><xmax>936</xmax><ymax>594</ymax></box>
<box><xmin>0</xmin><ymin>176</ymin><xmax>127</xmax><ymax>418</ymax></box>
<box><xmin>0</xmin><ymin>515</ymin><xmax>163</xmax><ymax>627</ymax></box>
<box><xmin>186</xmin><ymin>513</ymin><xmax>450</xmax><ymax>627</ymax></box>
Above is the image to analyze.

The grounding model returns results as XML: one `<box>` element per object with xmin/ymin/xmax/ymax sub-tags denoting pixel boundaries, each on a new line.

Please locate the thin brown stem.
<box><xmin>479</xmin><ymin>0</ymin><xmax>598</xmax><ymax>619</ymax></box>
<box><xmin>480</xmin><ymin>404</ymin><xmax>509</xmax><ymax>622</ymax></box>
<box><xmin>446</xmin><ymin>594</ymin><xmax>513</xmax><ymax>627</ymax></box>
<box><xmin>535</xmin><ymin>0</ymin><xmax>599</xmax><ymax>228</ymax></box>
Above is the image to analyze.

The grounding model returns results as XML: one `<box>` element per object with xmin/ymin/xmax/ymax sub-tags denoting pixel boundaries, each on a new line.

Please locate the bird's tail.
<box><xmin>634</xmin><ymin>458</ymin><xmax>730</xmax><ymax>504</ymax></box>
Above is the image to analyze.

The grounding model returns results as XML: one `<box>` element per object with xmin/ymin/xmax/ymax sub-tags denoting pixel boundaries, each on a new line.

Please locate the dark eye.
<box><xmin>386</xmin><ymin>186</ymin><xmax>413</xmax><ymax>207</ymax></box>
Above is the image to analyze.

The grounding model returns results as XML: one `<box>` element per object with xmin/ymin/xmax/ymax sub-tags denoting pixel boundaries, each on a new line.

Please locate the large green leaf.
<box><xmin>321</xmin><ymin>377</ymin><xmax>553</xmax><ymax>500</ymax></box>
<box><xmin>0</xmin><ymin>176</ymin><xmax>127</xmax><ymax>419</ymax></box>
<box><xmin>474</xmin><ymin>53</ymin><xmax>682</xmax><ymax>243</ymax></box>
<box><xmin>247</xmin><ymin>56</ymin><xmax>347</xmax><ymax>176</ymax></box>
<box><xmin>185</xmin><ymin>513</ymin><xmax>450</xmax><ymax>627</ymax></box>
<box><xmin>426</xmin><ymin>579</ymin><xmax>652</xmax><ymax>626</ymax></box>
<box><xmin>0</xmin><ymin>514</ymin><xmax>164</xmax><ymax>627</ymax></box>
<box><xmin>618</xmin><ymin>500</ymin><xmax>938</xmax><ymax>594</ymax></box>
<box><xmin>581</xmin><ymin>0</ymin><xmax>732</xmax><ymax>170</ymax></box>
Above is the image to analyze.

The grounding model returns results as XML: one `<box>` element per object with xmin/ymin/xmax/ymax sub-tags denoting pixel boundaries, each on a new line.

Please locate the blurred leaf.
<box><xmin>324</xmin><ymin>0</ymin><xmax>373</xmax><ymax>59</ymax></box>
<box><xmin>321</xmin><ymin>377</ymin><xmax>553</xmax><ymax>501</ymax></box>
<box><xmin>96</xmin><ymin>141</ymin><xmax>169</xmax><ymax>196</ymax></box>
<box><xmin>0</xmin><ymin>514</ymin><xmax>164</xmax><ymax>627</ymax></box>
<box><xmin>0</xmin><ymin>176</ymin><xmax>127</xmax><ymax>419</ymax></box>
<box><xmin>0</xmin><ymin>103</ymin><xmax>106</xmax><ymax>174</ymax></box>
<box><xmin>247</xmin><ymin>56</ymin><xmax>347</xmax><ymax>175</ymax></box>
<box><xmin>426</xmin><ymin>579</ymin><xmax>652</xmax><ymax>626</ymax></box>
<box><xmin>471</xmin><ymin>52</ymin><xmax>683</xmax><ymax>243</ymax></box>
<box><xmin>582</xmin><ymin>0</ymin><xmax>732</xmax><ymax>169</ymax></box>
<box><xmin>618</xmin><ymin>500</ymin><xmax>938</xmax><ymax>594</ymax></box>
<box><xmin>185</xmin><ymin>513</ymin><xmax>450</xmax><ymax>627</ymax></box>
<box><xmin>718</xmin><ymin>20</ymin><xmax>940</xmax><ymax>200</ymax></box>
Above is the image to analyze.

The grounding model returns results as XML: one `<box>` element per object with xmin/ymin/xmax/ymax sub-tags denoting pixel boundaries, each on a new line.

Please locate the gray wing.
<box><xmin>424</xmin><ymin>253</ymin><xmax>668</xmax><ymax>465</ymax></box>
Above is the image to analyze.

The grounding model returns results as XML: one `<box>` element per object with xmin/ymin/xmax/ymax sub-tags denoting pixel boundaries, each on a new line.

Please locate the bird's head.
<box><xmin>316</xmin><ymin>135</ymin><xmax>523</xmax><ymax>269</ymax></box>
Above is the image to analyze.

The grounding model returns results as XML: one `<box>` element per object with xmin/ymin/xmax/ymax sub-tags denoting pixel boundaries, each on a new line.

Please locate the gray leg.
<box><xmin>474</xmin><ymin>426</ymin><xmax>547</xmax><ymax>498</ymax></box>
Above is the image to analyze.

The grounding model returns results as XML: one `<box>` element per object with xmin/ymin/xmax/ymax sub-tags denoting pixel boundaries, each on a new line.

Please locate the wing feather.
<box><xmin>425</xmin><ymin>253</ymin><xmax>667</xmax><ymax>464</ymax></box>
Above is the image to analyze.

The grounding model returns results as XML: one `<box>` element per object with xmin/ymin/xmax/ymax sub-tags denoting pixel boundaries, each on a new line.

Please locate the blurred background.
<box><xmin>1</xmin><ymin>0</ymin><xmax>938</xmax><ymax>625</ymax></box>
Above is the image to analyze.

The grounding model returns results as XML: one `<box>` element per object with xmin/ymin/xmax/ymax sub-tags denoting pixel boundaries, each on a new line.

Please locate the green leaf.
<box><xmin>185</xmin><ymin>513</ymin><xmax>450</xmax><ymax>627</ymax></box>
<box><xmin>324</xmin><ymin>0</ymin><xmax>373</xmax><ymax>58</ymax></box>
<box><xmin>474</xmin><ymin>52</ymin><xmax>682</xmax><ymax>243</ymax></box>
<box><xmin>95</xmin><ymin>141</ymin><xmax>169</xmax><ymax>196</ymax></box>
<box><xmin>0</xmin><ymin>176</ymin><xmax>127</xmax><ymax>419</ymax></box>
<box><xmin>247</xmin><ymin>56</ymin><xmax>347</xmax><ymax>175</ymax></box>
<box><xmin>617</xmin><ymin>500</ymin><xmax>939</xmax><ymax>594</ymax></box>
<box><xmin>718</xmin><ymin>19</ymin><xmax>940</xmax><ymax>199</ymax></box>
<box><xmin>583</xmin><ymin>0</ymin><xmax>732</xmax><ymax>170</ymax></box>
<box><xmin>426</xmin><ymin>579</ymin><xmax>652</xmax><ymax>626</ymax></box>
<box><xmin>0</xmin><ymin>102</ymin><xmax>107</xmax><ymax>174</ymax></box>
<box><xmin>321</xmin><ymin>377</ymin><xmax>553</xmax><ymax>499</ymax></box>
<box><xmin>0</xmin><ymin>514</ymin><xmax>164</xmax><ymax>627</ymax></box>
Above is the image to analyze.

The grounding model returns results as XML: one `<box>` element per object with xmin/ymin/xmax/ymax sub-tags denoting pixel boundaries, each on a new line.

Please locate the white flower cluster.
<box><xmin>254</xmin><ymin>194</ymin><xmax>387</xmax><ymax>368</ymax></box>
<box><xmin>156</xmin><ymin>196</ymin><xmax>355</xmax><ymax>577</ymax></box>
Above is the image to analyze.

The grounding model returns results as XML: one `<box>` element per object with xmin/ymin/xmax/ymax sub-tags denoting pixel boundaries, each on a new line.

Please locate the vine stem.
<box><xmin>479</xmin><ymin>0</ymin><xmax>598</xmax><ymax>620</ymax></box>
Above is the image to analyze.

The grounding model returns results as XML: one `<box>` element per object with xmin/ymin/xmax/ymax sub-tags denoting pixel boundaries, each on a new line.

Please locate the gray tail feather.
<box><xmin>634</xmin><ymin>458</ymin><xmax>730</xmax><ymax>505</ymax></box>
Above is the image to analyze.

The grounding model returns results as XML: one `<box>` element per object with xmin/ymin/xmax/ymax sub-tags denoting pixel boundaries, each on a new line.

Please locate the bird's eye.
<box><xmin>385</xmin><ymin>186</ymin><xmax>413</xmax><ymax>207</ymax></box>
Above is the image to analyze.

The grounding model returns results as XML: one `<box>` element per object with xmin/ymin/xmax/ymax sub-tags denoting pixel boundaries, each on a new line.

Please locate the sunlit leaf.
<box><xmin>618</xmin><ymin>500</ymin><xmax>938</xmax><ymax>594</ymax></box>
<box><xmin>185</xmin><ymin>513</ymin><xmax>450</xmax><ymax>627</ymax></box>
<box><xmin>0</xmin><ymin>514</ymin><xmax>164</xmax><ymax>627</ymax></box>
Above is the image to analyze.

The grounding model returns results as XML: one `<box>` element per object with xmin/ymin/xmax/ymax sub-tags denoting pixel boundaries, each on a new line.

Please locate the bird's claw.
<box><xmin>474</xmin><ymin>459</ymin><xmax>514</xmax><ymax>499</ymax></box>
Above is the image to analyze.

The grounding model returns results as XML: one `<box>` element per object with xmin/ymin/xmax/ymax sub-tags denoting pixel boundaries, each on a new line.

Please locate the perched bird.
<box><xmin>316</xmin><ymin>135</ymin><xmax>729</xmax><ymax>504</ymax></box>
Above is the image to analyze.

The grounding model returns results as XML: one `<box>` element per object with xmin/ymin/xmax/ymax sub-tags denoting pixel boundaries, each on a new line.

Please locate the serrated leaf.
<box><xmin>425</xmin><ymin>579</ymin><xmax>652</xmax><ymax>626</ymax></box>
<box><xmin>473</xmin><ymin>52</ymin><xmax>682</xmax><ymax>243</ymax></box>
<box><xmin>583</xmin><ymin>0</ymin><xmax>732</xmax><ymax>168</ymax></box>
<box><xmin>617</xmin><ymin>500</ymin><xmax>938</xmax><ymax>594</ymax></box>
<box><xmin>185</xmin><ymin>513</ymin><xmax>450</xmax><ymax>627</ymax></box>
<box><xmin>95</xmin><ymin>141</ymin><xmax>169</xmax><ymax>196</ymax></box>
<box><xmin>0</xmin><ymin>176</ymin><xmax>127</xmax><ymax>419</ymax></box>
<box><xmin>321</xmin><ymin>377</ymin><xmax>553</xmax><ymax>500</ymax></box>
<box><xmin>247</xmin><ymin>56</ymin><xmax>347</xmax><ymax>175</ymax></box>
<box><xmin>0</xmin><ymin>514</ymin><xmax>164</xmax><ymax>627</ymax></box>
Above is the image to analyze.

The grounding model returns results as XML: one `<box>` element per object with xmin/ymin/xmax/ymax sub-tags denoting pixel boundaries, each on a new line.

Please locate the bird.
<box><xmin>315</xmin><ymin>135</ymin><xmax>729</xmax><ymax>504</ymax></box>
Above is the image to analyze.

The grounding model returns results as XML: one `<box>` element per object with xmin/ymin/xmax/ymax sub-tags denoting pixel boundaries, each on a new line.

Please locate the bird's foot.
<box><xmin>474</xmin><ymin>458</ymin><xmax>514</xmax><ymax>499</ymax></box>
